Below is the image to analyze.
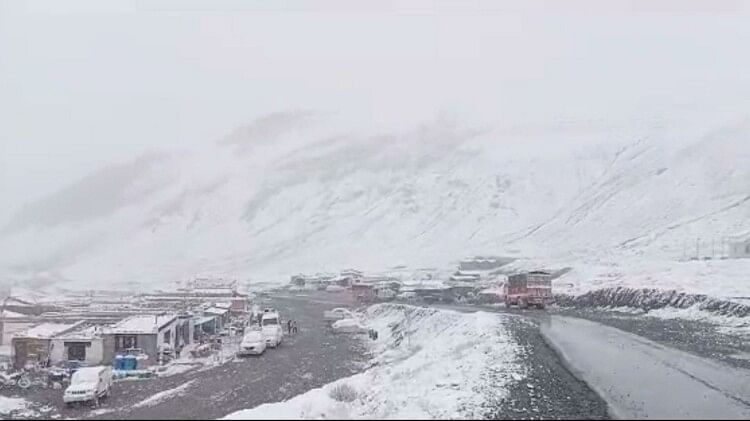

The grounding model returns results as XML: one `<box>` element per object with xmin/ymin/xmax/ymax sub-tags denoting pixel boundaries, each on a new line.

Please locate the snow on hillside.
<box><xmin>1</xmin><ymin>111</ymin><xmax>749</xmax><ymax>295</ymax></box>
<box><xmin>223</xmin><ymin>304</ymin><xmax>522</xmax><ymax>420</ymax></box>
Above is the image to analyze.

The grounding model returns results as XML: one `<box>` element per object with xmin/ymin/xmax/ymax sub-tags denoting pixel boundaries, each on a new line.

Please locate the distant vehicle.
<box><xmin>261</xmin><ymin>310</ymin><xmax>283</xmax><ymax>347</ymax></box>
<box><xmin>397</xmin><ymin>291</ymin><xmax>417</xmax><ymax>301</ymax></box>
<box><xmin>237</xmin><ymin>330</ymin><xmax>267</xmax><ymax>356</ymax></box>
<box><xmin>331</xmin><ymin>318</ymin><xmax>368</xmax><ymax>334</ymax></box>
<box><xmin>63</xmin><ymin>366</ymin><xmax>113</xmax><ymax>407</ymax></box>
<box><xmin>505</xmin><ymin>271</ymin><xmax>553</xmax><ymax>309</ymax></box>
<box><xmin>323</xmin><ymin>307</ymin><xmax>355</xmax><ymax>323</ymax></box>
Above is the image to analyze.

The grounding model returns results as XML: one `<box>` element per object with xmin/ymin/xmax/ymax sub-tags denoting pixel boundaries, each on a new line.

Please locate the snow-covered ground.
<box><xmin>0</xmin><ymin>396</ymin><xmax>53</xmax><ymax>419</ymax></box>
<box><xmin>646</xmin><ymin>306</ymin><xmax>750</xmax><ymax>337</ymax></box>
<box><xmin>502</xmin><ymin>257</ymin><xmax>750</xmax><ymax>303</ymax></box>
<box><xmin>132</xmin><ymin>379</ymin><xmax>197</xmax><ymax>409</ymax></box>
<box><xmin>223</xmin><ymin>304</ymin><xmax>523</xmax><ymax>420</ymax></box>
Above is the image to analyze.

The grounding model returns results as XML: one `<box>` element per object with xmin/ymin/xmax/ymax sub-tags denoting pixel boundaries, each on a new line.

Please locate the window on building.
<box><xmin>163</xmin><ymin>330</ymin><xmax>171</xmax><ymax>344</ymax></box>
<box><xmin>115</xmin><ymin>335</ymin><xmax>137</xmax><ymax>350</ymax></box>
<box><xmin>65</xmin><ymin>342</ymin><xmax>88</xmax><ymax>361</ymax></box>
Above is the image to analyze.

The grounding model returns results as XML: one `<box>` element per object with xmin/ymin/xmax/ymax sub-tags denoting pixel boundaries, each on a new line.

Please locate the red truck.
<box><xmin>504</xmin><ymin>271</ymin><xmax>553</xmax><ymax>309</ymax></box>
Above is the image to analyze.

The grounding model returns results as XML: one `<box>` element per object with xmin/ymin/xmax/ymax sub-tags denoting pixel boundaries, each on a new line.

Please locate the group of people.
<box><xmin>286</xmin><ymin>319</ymin><xmax>299</xmax><ymax>334</ymax></box>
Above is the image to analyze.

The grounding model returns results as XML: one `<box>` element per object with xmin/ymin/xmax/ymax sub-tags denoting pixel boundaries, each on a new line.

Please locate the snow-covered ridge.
<box><xmin>223</xmin><ymin>303</ymin><xmax>522</xmax><ymax>420</ymax></box>
<box><xmin>2</xmin><ymin>112</ymin><xmax>750</xmax><ymax>290</ymax></box>
<box><xmin>555</xmin><ymin>287</ymin><xmax>750</xmax><ymax>318</ymax></box>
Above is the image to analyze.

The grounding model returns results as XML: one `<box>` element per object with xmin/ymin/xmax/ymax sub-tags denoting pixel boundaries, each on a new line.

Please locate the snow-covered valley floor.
<box><xmin>223</xmin><ymin>304</ymin><xmax>523</xmax><ymax>420</ymax></box>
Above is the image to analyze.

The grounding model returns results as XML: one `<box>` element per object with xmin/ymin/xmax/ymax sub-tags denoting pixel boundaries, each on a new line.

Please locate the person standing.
<box><xmin>287</xmin><ymin>319</ymin><xmax>292</xmax><ymax>334</ymax></box>
<box><xmin>292</xmin><ymin>320</ymin><xmax>298</xmax><ymax>334</ymax></box>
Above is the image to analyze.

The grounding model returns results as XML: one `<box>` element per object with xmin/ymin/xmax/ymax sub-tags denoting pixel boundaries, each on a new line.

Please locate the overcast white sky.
<box><xmin>1</xmin><ymin>0</ymin><xmax>749</xmax><ymax>223</ymax></box>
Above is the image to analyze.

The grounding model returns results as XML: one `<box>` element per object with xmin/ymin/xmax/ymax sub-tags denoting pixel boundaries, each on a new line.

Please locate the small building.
<box><xmin>477</xmin><ymin>287</ymin><xmax>505</xmax><ymax>304</ymax></box>
<box><xmin>728</xmin><ymin>238</ymin><xmax>750</xmax><ymax>258</ymax></box>
<box><xmin>230</xmin><ymin>297</ymin><xmax>248</xmax><ymax>316</ymax></box>
<box><xmin>0</xmin><ymin>310</ymin><xmax>36</xmax><ymax>347</ymax></box>
<box><xmin>448</xmin><ymin>284</ymin><xmax>477</xmax><ymax>301</ymax></box>
<box><xmin>459</xmin><ymin>257</ymin><xmax>504</xmax><ymax>271</ymax></box>
<box><xmin>340</xmin><ymin>269</ymin><xmax>364</xmax><ymax>284</ymax></box>
<box><xmin>11</xmin><ymin>321</ymin><xmax>85</xmax><ymax>369</ymax></box>
<box><xmin>374</xmin><ymin>287</ymin><xmax>396</xmax><ymax>301</ymax></box>
<box><xmin>184</xmin><ymin>277</ymin><xmax>239</xmax><ymax>293</ymax></box>
<box><xmin>193</xmin><ymin>314</ymin><xmax>219</xmax><ymax>339</ymax></box>
<box><xmin>102</xmin><ymin>314</ymin><xmax>178</xmax><ymax>367</ymax></box>
<box><xmin>449</xmin><ymin>270</ymin><xmax>482</xmax><ymax>283</ymax></box>
<box><xmin>412</xmin><ymin>283</ymin><xmax>451</xmax><ymax>303</ymax></box>
<box><xmin>175</xmin><ymin>312</ymin><xmax>194</xmax><ymax>349</ymax></box>
<box><xmin>290</xmin><ymin>275</ymin><xmax>306</xmax><ymax>287</ymax></box>
<box><xmin>351</xmin><ymin>284</ymin><xmax>376</xmax><ymax>302</ymax></box>
<box><xmin>1</xmin><ymin>297</ymin><xmax>60</xmax><ymax>316</ymax></box>
<box><xmin>49</xmin><ymin>326</ymin><xmax>105</xmax><ymax>366</ymax></box>
<box><xmin>203</xmin><ymin>307</ymin><xmax>230</xmax><ymax>328</ymax></box>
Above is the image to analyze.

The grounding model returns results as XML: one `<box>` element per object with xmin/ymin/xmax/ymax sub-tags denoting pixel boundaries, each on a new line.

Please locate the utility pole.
<box><xmin>696</xmin><ymin>238</ymin><xmax>700</xmax><ymax>259</ymax></box>
<box><xmin>712</xmin><ymin>239</ymin><xmax>715</xmax><ymax>259</ymax></box>
<box><xmin>682</xmin><ymin>241</ymin><xmax>686</xmax><ymax>261</ymax></box>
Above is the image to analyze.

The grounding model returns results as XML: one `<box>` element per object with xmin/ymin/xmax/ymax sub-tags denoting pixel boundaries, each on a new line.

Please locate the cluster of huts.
<box><xmin>0</xmin><ymin>278</ymin><xmax>250</xmax><ymax>370</ymax></box>
<box><xmin>289</xmin><ymin>256</ymin><xmax>524</xmax><ymax>305</ymax></box>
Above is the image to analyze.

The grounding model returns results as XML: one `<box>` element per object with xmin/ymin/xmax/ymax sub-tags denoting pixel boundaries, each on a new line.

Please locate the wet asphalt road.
<box><xmin>554</xmin><ymin>308</ymin><xmax>750</xmax><ymax>370</ymax></box>
<box><xmin>4</xmin><ymin>292</ymin><xmax>367</xmax><ymax>420</ymax></box>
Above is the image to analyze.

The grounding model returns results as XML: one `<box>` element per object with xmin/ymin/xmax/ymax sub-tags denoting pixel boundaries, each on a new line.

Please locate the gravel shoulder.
<box><xmin>486</xmin><ymin>316</ymin><xmax>610</xmax><ymax>420</ymax></box>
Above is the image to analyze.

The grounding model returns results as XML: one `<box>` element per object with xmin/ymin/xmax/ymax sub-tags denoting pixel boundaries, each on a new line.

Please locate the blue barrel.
<box><xmin>114</xmin><ymin>355</ymin><xmax>125</xmax><ymax>370</ymax></box>
<box><xmin>125</xmin><ymin>355</ymin><xmax>137</xmax><ymax>371</ymax></box>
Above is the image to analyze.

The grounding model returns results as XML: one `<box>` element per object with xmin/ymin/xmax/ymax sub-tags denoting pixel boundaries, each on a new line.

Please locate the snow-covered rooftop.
<box><xmin>193</xmin><ymin>316</ymin><xmax>216</xmax><ymax>325</ymax></box>
<box><xmin>204</xmin><ymin>307</ymin><xmax>229</xmax><ymax>316</ymax></box>
<box><xmin>54</xmin><ymin>326</ymin><xmax>103</xmax><ymax>340</ymax></box>
<box><xmin>15</xmin><ymin>321</ymin><xmax>83</xmax><ymax>339</ymax></box>
<box><xmin>0</xmin><ymin>310</ymin><xmax>26</xmax><ymax>318</ymax></box>
<box><xmin>191</xmin><ymin>288</ymin><xmax>236</xmax><ymax>295</ymax></box>
<box><xmin>107</xmin><ymin>314</ymin><xmax>177</xmax><ymax>334</ymax></box>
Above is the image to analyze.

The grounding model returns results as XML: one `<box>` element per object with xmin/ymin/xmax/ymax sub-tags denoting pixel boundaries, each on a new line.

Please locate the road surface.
<box><xmin>541</xmin><ymin>315</ymin><xmax>750</xmax><ymax>420</ymax></box>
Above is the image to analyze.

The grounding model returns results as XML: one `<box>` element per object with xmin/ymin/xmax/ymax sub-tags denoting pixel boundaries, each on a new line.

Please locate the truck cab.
<box><xmin>261</xmin><ymin>310</ymin><xmax>283</xmax><ymax>347</ymax></box>
<box><xmin>505</xmin><ymin>271</ymin><xmax>553</xmax><ymax>309</ymax></box>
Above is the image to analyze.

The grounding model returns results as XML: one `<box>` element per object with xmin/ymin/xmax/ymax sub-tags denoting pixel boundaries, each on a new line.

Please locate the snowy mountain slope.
<box><xmin>1</xmin><ymin>111</ymin><xmax>749</xmax><ymax>292</ymax></box>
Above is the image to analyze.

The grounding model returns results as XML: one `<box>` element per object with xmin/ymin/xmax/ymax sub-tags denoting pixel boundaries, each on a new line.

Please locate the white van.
<box><xmin>261</xmin><ymin>310</ymin><xmax>284</xmax><ymax>348</ymax></box>
<box><xmin>63</xmin><ymin>366</ymin><xmax>113</xmax><ymax>406</ymax></box>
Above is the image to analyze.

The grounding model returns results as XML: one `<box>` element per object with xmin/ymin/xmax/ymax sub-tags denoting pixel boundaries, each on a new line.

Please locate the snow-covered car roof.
<box><xmin>261</xmin><ymin>311</ymin><xmax>280</xmax><ymax>319</ymax></box>
<box><xmin>242</xmin><ymin>331</ymin><xmax>264</xmax><ymax>341</ymax></box>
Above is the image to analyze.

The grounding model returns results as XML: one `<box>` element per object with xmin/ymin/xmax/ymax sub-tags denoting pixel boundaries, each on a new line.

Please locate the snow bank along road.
<box><xmin>431</xmin><ymin>300</ymin><xmax>750</xmax><ymax>419</ymax></box>
<box><xmin>225</xmin><ymin>295</ymin><xmax>609</xmax><ymax>420</ymax></box>
<box><xmin>0</xmin><ymin>293</ymin><xmax>367</xmax><ymax>420</ymax></box>
<box><xmin>541</xmin><ymin>315</ymin><xmax>750</xmax><ymax>420</ymax></box>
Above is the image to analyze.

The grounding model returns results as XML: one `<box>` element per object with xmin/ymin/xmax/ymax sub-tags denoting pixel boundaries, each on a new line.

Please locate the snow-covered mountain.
<box><xmin>2</xmin><ymin>110</ymin><xmax>749</xmax><ymax>292</ymax></box>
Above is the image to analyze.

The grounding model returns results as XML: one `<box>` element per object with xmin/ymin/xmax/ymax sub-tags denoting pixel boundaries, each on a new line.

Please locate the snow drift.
<box><xmin>223</xmin><ymin>304</ymin><xmax>522</xmax><ymax>420</ymax></box>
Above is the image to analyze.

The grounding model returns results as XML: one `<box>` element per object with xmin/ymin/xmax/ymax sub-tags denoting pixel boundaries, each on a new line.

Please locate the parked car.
<box><xmin>261</xmin><ymin>310</ymin><xmax>284</xmax><ymax>347</ymax></box>
<box><xmin>63</xmin><ymin>366</ymin><xmax>113</xmax><ymax>407</ymax></box>
<box><xmin>237</xmin><ymin>330</ymin><xmax>267</xmax><ymax>356</ymax></box>
<box><xmin>323</xmin><ymin>307</ymin><xmax>355</xmax><ymax>323</ymax></box>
